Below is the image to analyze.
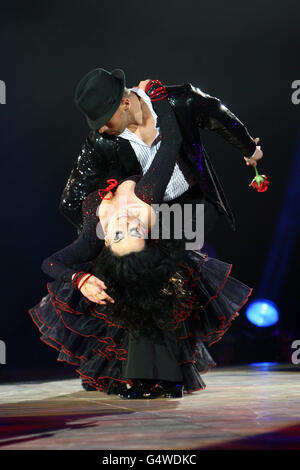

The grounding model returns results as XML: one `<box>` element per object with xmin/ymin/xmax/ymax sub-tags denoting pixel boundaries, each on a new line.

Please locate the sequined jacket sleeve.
<box><xmin>59</xmin><ymin>134</ymin><xmax>109</xmax><ymax>231</ymax></box>
<box><xmin>189</xmin><ymin>84</ymin><xmax>257</xmax><ymax>158</ymax></box>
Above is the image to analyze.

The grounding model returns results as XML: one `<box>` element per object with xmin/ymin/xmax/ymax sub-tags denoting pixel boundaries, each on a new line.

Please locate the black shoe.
<box><xmin>118</xmin><ymin>379</ymin><xmax>183</xmax><ymax>399</ymax></box>
<box><xmin>81</xmin><ymin>379</ymin><xmax>97</xmax><ymax>391</ymax></box>
<box><xmin>108</xmin><ymin>380</ymin><xmax>129</xmax><ymax>396</ymax></box>
<box><xmin>118</xmin><ymin>387</ymin><xmax>152</xmax><ymax>399</ymax></box>
<box><xmin>149</xmin><ymin>381</ymin><xmax>183</xmax><ymax>398</ymax></box>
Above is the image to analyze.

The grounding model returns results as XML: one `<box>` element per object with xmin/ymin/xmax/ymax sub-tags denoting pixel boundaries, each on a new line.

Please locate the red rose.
<box><xmin>249</xmin><ymin>174</ymin><xmax>270</xmax><ymax>193</ymax></box>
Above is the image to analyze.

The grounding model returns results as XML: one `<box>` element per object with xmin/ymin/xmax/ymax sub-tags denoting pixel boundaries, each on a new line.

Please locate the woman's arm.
<box><xmin>41</xmin><ymin>232</ymin><xmax>114</xmax><ymax>304</ymax></box>
<box><xmin>41</xmin><ymin>232</ymin><xmax>102</xmax><ymax>282</ymax></box>
<box><xmin>134</xmin><ymin>82</ymin><xmax>182</xmax><ymax>205</ymax></box>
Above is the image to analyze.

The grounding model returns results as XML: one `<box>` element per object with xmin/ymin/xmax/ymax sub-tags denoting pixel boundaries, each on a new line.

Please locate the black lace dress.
<box><xmin>28</xmin><ymin>97</ymin><xmax>253</xmax><ymax>394</ymax></box>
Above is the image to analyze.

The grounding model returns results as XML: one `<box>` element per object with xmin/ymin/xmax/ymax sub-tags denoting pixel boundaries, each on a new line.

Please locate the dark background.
<box><xmin>0</xmin><ymin>0</ymin><xmax>299</xmax><ymax>381</ymax></box>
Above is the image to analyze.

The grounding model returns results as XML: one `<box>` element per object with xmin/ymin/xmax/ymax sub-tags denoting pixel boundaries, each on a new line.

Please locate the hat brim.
<box><xmin>111</xmin><ymin>68</ymin><xmax>126</xmax><ymax>84</ymax></box>
<box><xmin>87</xmin><ymin>68</ymin><xmax>126</xmax><ymax>130</ymax></box>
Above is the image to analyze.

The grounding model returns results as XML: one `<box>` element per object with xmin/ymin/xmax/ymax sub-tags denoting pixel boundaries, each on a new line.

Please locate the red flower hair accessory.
<box><xmin>98</xmin><ymin>179</ymin><xmax>119</xmax><ymax>200</ymax></box>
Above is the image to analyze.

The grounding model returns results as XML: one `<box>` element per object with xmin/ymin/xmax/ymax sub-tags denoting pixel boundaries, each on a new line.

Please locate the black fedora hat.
<box><xmin>75</xmin><ymin>67</ymin><xmax>126</xmax><ymax>130</ymax></box>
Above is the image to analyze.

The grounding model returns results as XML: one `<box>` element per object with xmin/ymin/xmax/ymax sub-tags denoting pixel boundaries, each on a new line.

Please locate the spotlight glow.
<box><xmin>246</xmin><ymin>299</ymin><xmax>279</xmax><ymax>327</ymax></box>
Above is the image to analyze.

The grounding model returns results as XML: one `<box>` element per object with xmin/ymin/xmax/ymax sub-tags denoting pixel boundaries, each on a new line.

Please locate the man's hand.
<box><xmin>74</xmin><ymin>274</ymin><xmax>115</xmax><ymax>305</ymax></box>
<box><xmin>244</xmin><ymin>138</ymin><xmax>263</xmax><ymax>167</ymax></box>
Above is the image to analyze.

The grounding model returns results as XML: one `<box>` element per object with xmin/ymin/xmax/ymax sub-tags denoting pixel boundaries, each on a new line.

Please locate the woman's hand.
<box><xmin>136</xmin><ymin>79</ymin><xmax>168</xmax><ymax>101</ymax></box>
<box><xmin>136</xmin><ymin>79</ymin><xmax>151</xmax><ymax>91</ymax></box>
<box><xmin>72</xmin><ymin>274</ymin><xmax>114</xmax><ymax>305</ymax></box>
<box><xmin>244</xmin><ymin>138</ymin><xmax>263</xmax><ymax>167</ymax></box>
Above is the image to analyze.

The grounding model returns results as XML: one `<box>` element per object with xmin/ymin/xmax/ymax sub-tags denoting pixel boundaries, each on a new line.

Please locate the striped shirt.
<box><xmin>118</xmin><ymin>87</ymin><xmax>190</xmax><ymax>201</ymax></box>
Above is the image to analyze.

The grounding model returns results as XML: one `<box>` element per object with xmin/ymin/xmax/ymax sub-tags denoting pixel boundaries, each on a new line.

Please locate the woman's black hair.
<box><xmin>90</xmin><ymin>238</ymin><xmax>189</xmax><ymax>340</ymax></box>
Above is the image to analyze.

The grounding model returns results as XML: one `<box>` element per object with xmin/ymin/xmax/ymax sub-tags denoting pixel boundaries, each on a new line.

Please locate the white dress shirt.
<box><xmin>118</xmin><ymin>87</ymin><xmax>189</xmax><ymax>201</ymax></box>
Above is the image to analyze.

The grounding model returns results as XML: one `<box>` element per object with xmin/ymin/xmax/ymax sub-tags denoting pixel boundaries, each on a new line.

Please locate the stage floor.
<box><xmin>0</xmin><ymin>363</ymin><xmax>299</xmax><ymax>450</ymax></box>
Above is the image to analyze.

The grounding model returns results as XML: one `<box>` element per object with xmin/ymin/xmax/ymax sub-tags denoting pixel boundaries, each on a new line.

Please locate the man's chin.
<box><xmin>108</xmin><ymin>130</ymin><xmax>123</xmax><ymax>136</ymax></box>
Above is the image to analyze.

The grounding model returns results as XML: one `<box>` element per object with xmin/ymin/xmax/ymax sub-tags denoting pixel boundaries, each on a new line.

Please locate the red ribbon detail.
<box><xmin>98</xmin><ymin>179</ymin><xmax>119</xmax><ymax>200</ymax></box>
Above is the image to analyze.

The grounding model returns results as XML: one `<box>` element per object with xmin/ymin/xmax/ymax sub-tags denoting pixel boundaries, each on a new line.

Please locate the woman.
<box><xmin>29</xmin><ymin>81</ymin><xmax>253</xmax><ymax>399</ymax></box>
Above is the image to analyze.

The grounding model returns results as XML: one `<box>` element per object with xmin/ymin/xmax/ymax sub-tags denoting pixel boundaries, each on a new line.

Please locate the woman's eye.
<box><xmin>130</xmin><ymin>227</ymin><xmax>141</xmax><ymax>237</ymax></box>
<box><xmin>114</xmin><ymin>231</ymin><xmax>123</xmax><ymax>240</ymax></box>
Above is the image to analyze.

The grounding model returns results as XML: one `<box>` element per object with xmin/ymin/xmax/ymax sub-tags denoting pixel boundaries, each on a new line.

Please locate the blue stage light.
<box><xmin>246</xmin><ymin>299</ymin><xmax>279</xmax><ymax>327</ymax></box>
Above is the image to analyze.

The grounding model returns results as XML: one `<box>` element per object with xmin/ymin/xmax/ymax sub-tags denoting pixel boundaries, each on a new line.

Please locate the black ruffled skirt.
<box><xmin>28</xmin><ymin>250</ymin><xmax>253</xmax><ymax>394</ymax></box>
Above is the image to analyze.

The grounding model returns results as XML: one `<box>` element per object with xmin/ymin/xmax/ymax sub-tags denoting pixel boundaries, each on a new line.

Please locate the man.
<box><xmin>60</xmin><ymin>68</ymin><xmax>262</xmax><ymax>239</ymax></box>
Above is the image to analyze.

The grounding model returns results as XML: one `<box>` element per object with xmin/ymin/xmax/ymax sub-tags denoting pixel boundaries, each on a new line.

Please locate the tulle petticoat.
<box><xmin>28</xmin><ymin>250</ymin><xmax>253</xmax><ymax>394</ymax></box>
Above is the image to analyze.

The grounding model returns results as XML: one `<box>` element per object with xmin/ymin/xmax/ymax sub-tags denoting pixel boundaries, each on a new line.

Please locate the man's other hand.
<box><xmin>244</xmin><ymin>137</ymin><xmax>263</xmax><ymax>167</ymax></box>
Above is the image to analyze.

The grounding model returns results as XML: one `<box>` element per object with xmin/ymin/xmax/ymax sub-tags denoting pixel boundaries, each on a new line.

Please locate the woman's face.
<box><xmin>104</xmin><ymin>214</ymin><xmax>147</xmax><ymax>256</ymax></box>
<box><xmin>99</xmin><ymin>196</ymin><xmax>156</xmax><ymax>256</ymax></box>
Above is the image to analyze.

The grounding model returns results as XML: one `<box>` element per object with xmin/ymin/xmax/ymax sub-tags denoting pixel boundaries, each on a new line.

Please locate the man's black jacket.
<box><xmin>59</xmin><ymin>83</ymin><xmax>257</xmax><ymax>232</ymax></box>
